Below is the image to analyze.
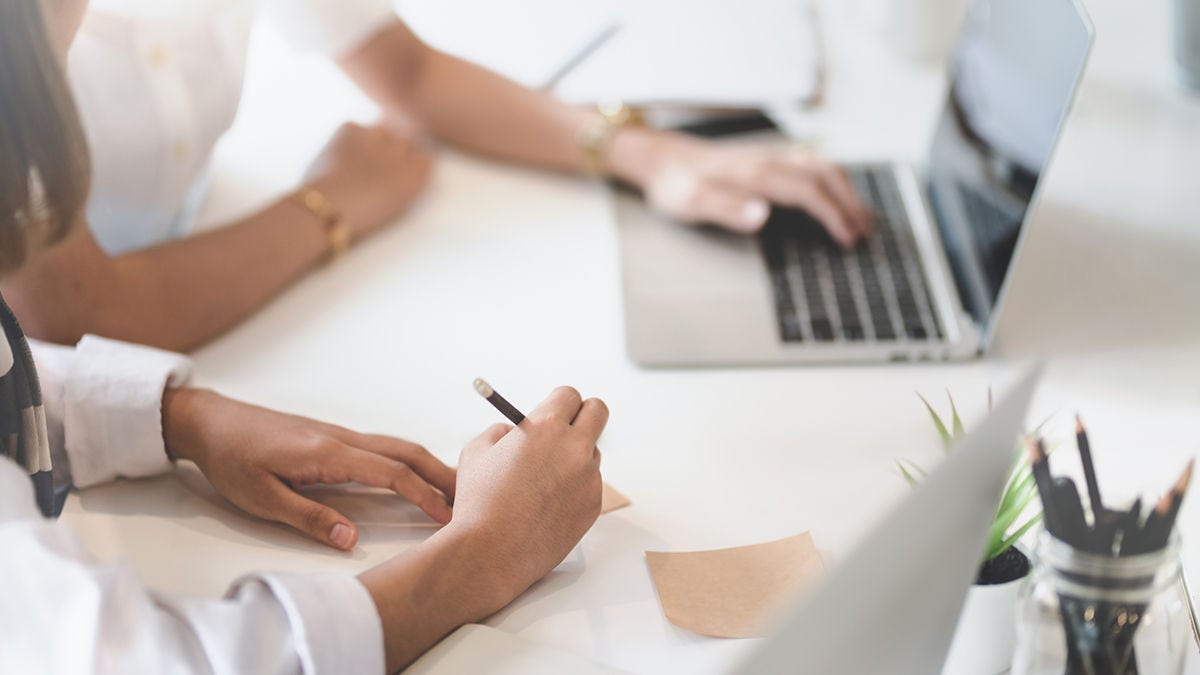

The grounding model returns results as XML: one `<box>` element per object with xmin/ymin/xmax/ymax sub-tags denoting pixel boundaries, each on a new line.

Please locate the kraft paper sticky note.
<box><xmin>645</xmin><ymin>532</ymin><xmax>824</xmax><ymax>638</ymax></box>
<box><xmin>600</xmin><ymin>482</ymin><xmax>631</xmax><ymax>514</ymax></box>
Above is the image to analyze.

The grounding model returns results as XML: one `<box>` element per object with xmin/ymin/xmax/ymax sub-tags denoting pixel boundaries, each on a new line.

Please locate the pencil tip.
<box><xmin>1075</xmin><ymin>414</ymin><xmax>1084</xmax><ymax>433</ymax></box>
<box><xmin>1178</xmin><ymin>459</ymin><xmax>1194</xmax><ymax>493</ymax></box>
<box><xmin>473</xmin><ymin>378</ymin><xmax>493</xmax><ymax>398</ymax></box>
<box><xmin>1024</xmin><ymin>435</ymin><xmax>1044</xmax><ymax>463</ymax></box>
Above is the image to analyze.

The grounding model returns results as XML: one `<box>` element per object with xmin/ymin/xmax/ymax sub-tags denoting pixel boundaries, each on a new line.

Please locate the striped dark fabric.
<box><xmin>0</xmin><ymin>294</ymin><xmax>64</xmax><ymax>517</ymax></box>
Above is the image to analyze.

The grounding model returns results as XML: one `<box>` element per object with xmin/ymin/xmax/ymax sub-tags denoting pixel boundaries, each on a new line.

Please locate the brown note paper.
<box><xmin>600</xmin><ymin>482</ymin><xmax>631</xmax><ymax>514</ymax></box>
<box><xmin>645</xmin><ymin>532</ymin><xmax>824</xmax><ymax>638</ymax></box>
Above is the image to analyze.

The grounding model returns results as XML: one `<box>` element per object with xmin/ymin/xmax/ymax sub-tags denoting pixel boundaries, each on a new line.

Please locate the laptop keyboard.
<box><xmin>759</xmin><ymin>167</ymin><xmax>944</xmax><ymax>344</ymax></box>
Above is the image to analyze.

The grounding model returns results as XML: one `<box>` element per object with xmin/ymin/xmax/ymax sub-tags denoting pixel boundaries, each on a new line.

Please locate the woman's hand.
<box><xmin>303</xmin><ymin>121</ymin><xmax>435</xmax><ymax>240</ymax></box>
<box><xmin>162</xmin><ymin>388</ymin><xmax>456</xmax><ymax>550</ymax></box>
<box><xmin>449</xmin><ymin>386</ymin><xmax>608</xmax><ymax>598</ymax></box>
<box><xmin>607</xmin><ymin>127</ymin><xmax>873</xmax><ymax>248</ymax></box>
<box><xmin>358</xmin><ymin>386</ymin><xmax>608</xmax><ymax>672</ymax></box>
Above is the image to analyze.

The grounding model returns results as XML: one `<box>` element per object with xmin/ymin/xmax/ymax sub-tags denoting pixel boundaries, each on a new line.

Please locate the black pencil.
<box><xmin>1053</xmin><ymin>477</ymin><xmax>1091</xmax><ymax>551</ymax></box>
<box><xmin>1127</xmin><ymin>461</ymin><xmax>1193</xmax><ymax>555</ymax></box>
<box><xmin>1117</xmin><ymin>497</ymin><xmax>1142</xmax><ymax>556</ymax></box>
<box><xmin>1150</xmin><ymin>460</ymin><xmax>1193</xmax><ymax>551</ymax></box>
<box><xmin>1075</xmin><ymin>415</ymin><xmax>1105</xmax><ymax>521</ymax></box>
<box><xmin>473</xmin><ymin>378</ymin><xmax>526</xmax><ymax>426</ymax></box>
<box><xmin>1028</xmin><ymin>437</ymin><xmax>1064</xmax><ymax>539</ymax></box>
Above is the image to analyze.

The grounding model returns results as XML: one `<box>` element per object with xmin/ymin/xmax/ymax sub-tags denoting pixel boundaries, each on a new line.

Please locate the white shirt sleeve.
<box><xmin>31</xmin><ymin>335</ymin><xmax>192</xmax><ymax>488</ymax></box>
<box><xmin>0</xmin><ymin>458</ymin><xmax>385</xmax><ymax>675</ymax></box>
<box><xmin>264</xmin><ymin>0</ymin><xmax>397</xmax><ymax>56</ymax></box>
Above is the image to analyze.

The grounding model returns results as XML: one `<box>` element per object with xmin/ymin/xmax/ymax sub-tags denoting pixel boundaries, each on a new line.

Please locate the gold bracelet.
<box><xmin>578</xmin><ymin>102</ymin><xmax>645</xmax><ymax>177</ymax></box>
<box><xmin>290</xmin><ymin>187</ymin><xmax>351</xmax><ymax>261</ymax></box>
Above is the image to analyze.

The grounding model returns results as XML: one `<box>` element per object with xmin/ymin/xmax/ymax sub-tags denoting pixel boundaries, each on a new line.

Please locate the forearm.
<box><xmin>359</xmin><ymin>524</ymin><xmax>514</xmax><ymax>673</ymax></box>
<box><xmin>3</xmin><ymin>197</ymin><xmax>328</xmax><ymax>352</ymax></box>
<box><xmin>341</xmin><ymin>23</ymin><xmax>593</xmax><ymax>174</ymax></box>
<box><xmin>113</xmin><ymin>198</ymin><xmax>329</xmax><ymax>349</ymax></box>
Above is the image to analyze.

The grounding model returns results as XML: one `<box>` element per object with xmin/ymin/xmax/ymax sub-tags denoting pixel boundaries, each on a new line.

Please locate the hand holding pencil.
<box><xmin>449</xmin><ymin>382</ymin><xmax>608</xmax><ymax>602</ymax></box>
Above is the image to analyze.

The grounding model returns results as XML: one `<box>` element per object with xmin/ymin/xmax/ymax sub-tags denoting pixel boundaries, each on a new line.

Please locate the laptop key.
<box><xmin>811</xmin><ymin>318</ymin><xmax>834</xmax><ymax>341</ymax></box>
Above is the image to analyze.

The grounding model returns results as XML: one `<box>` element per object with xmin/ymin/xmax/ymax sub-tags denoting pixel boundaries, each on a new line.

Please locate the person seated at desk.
<box><xmin>0</xmin><ymin>0</ymin><xmax>872</xmax><ymax>353</ymax></box>
<box><xmin>0</xmin><ymin>3</ymin><xmax>608</xmax><ymax>671</ymax></box>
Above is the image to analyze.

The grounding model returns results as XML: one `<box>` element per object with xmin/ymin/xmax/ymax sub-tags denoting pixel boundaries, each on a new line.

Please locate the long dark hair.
<box><xmin>0</xmin><ymin>0</ymin><xmax>91</xmax><ymax>276</ymax></box>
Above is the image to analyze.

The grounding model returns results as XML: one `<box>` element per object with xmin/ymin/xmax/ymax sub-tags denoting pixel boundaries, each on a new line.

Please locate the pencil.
<box><xmin>1053</xmin><ymin>477</ymin><xmax>1091</xmax><ymax>551</ymax></box>
<box><xmin>1117</xmin><ymin>497</ymin><xmax>1142</xmax><ymax>555</ymax></box>
<box><xmin>1152</xmin><ymin>460</ymin><xmax>1193</xmax><ymax>550</ymax></box>
<box><xmin>473</xmin><ymin>378</ymin><xmax>526</xmax><ymax>426</ymax></box>
<box><xmin>1075</xmin><ymin>415</ymin><xmax>1105</xmax><ymax>520</ymax></box>
<box><xmin>540</xmin><ymin>21</ymin><xmax>621</xmax><ymax>91</ymax></box>
<box><xmin>1127</xmin><ymin>460</ymin><xmax>1193</xmax><ymax>554</ymax></box>
<box><xmin>1027</xmin><ymin>437</ymin><xmax>1064</xmax><ymax>540</ymax></box>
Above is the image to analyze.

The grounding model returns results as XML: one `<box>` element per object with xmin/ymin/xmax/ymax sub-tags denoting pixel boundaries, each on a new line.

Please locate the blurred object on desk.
<box><xmin>1174</xmin><ymin>0</ymin><xmax>1200</xmax><ymax>91</ymax></box>
<box><xmin>855</xmin><ymin>0</ymin><xmax>967</xmax><ymax>63</ymax></box>
<box><xmin>398</xmin><ymin>0</ymin><xmax>820</xmax><ymax>107</ymax></box>
<box><xmin>397</xmin><ymin>0</ymin><xmax>620</xmax><ymax>88</ymax></box>
<box><xmin>554</xmin><ymin>0</ymin><xmax>820</xmax><ymax>107</ymax></box>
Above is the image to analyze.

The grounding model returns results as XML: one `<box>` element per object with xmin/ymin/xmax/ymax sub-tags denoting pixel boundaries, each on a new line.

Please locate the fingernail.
<box><xmin>330</xmin><ymin>522</ymin><xmax>354</xmax><ymax>549</ymax></box>
<box><xmin>740</xmin><ymin>199</ymin><xmax>770</xmax><ymax>231</ymax></box>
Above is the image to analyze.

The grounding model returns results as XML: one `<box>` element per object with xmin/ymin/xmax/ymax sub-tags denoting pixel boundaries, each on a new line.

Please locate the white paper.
<box><xmin>554</xmin><ymin>0</ymin><xmax>820</xmax><ymax>106</ymax></box>
<box><xmin>397</xmin><ymin>0</ymin><xmax>620</xmax><ymax>88</ymax></box>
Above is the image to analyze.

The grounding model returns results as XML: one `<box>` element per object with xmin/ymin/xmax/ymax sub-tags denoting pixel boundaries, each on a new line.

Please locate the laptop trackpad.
<box><xmin>614</xmin><ymin>190</ymin><xmax>766</xmax><ymax>299</ymax></box>
<box><xmin>613</xmin><ymin>189</ymin><xmax>782</xmax><ymax>365</ymax></box>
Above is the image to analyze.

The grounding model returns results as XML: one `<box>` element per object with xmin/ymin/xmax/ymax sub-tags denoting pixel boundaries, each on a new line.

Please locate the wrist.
<box><xmin>602</xmin><ymin>125</ymin><xmax>667</xmax><ymax>189</ymax></box>
<box><xmin>432</xmin><ymin>522</ymin><xmax>527</xmax><ymax>613</ymax></box>
<box><xmin>161</xmin><ymin>387</ymin><xmax>218</xmax><ymax>463</ymax></box>
<box><xmin>288</xmin><ymin>185</ymin><xmax>352</xmax><ymax>262</ymax></box>
<box><xmin>360</xmin><ymin>523</ymin><xmax>519</xmax><ymax>672</ymax></box>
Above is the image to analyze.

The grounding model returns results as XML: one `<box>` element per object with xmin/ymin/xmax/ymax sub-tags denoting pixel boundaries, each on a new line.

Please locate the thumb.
<box><xmin>264</xmin><ymin>479</ymin><xmax>358</xmax><ymax>550</ymax></box>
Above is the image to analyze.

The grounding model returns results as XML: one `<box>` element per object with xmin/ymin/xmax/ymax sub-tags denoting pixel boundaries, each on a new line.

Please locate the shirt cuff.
<box><xmin>242</xmin><ymin>572</ymin><xmax>386</xmax><ymax>675</ymax></box>
<box><xmin>63</xmin><ymin>335</ymin><xmax>192</xmax><ymax>488</ymax></box>
<box><xmin>264</xmin><ymin>0</ymin><xmax>396</xmax><ymax>56</ymax></box>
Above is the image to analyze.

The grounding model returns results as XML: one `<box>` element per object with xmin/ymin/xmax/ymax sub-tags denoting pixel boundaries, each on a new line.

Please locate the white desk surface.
<box><xmin>61</xmin><ymin>0</ymin><xmax>1200</xmax><ymax>672</ymax></box>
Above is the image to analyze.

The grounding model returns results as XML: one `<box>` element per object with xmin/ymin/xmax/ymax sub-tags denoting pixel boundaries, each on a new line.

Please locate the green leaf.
<box><xmin>998</xmin><ymin>468</ymin><xmax>1035</xmax><ymax>516</ymax></box>
<box><xmin>1000</xmin><ymin>445</ymin><xmax>1027</xmax><ymax>491</ymax></box>
<box><xmin>917</xmin><ymin>392</ymin><xmax>953</xmax><ymax>452</ymax></box>
<box><xmin>988</xmin><ymin>513</ymin><xmax>1044</xmax><ymax>560</ymax></box>
<box><xmin>947</xmin><ymin>390</ymin><xmax>966</xmax><ymax>441</ymax></box>
<box><xmin>990</xmin><ymin>489</ymin><xmax>1039</xmax><ymax>542</ymax></box>
<box><xmin>895</xmin><ymin>459</ymin><xmax>927</xmax><ymax>486</ymax></box>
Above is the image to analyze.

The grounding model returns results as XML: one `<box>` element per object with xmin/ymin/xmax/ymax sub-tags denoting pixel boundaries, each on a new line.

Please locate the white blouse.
<box><xmin>69</xmin><ymin>0</ymin><xmax>394</xmax><ymax>254</ymax></box>
<box><xmin>0</xmin><ymin>335</ymin><xmax>385</xmax><ymax>674</ymax></box>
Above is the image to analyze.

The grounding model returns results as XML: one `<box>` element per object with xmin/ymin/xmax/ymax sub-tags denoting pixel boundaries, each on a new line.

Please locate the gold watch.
<box><xmin>578</xmin><ymin>102</ymin><xmax>646</xmax><ymax>177</ymax></box>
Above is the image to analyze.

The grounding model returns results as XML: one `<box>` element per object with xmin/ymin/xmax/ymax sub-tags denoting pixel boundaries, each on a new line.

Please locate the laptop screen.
<box><xmin>926</xmin><ymin>0</ymin><xmax>1090</xmax><ymax>331</ymax></box>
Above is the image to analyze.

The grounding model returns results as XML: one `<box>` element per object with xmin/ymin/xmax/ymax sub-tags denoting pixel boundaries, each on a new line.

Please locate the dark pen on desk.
<box><xmin>473</xmin><ymin>378</ymin><xmax>526</xmax><ymax>426</ymax></box>
<box><xmin>539</xmin><ymin>22</ymin><xmax>622</xmax><ymax>91</ymax></box>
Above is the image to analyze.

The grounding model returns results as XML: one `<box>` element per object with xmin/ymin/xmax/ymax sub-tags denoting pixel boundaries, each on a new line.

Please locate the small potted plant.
<box><xmin>897</xmin><ymin>392</ymin><xmax>1045</xmax><ymax>675</ymax></box>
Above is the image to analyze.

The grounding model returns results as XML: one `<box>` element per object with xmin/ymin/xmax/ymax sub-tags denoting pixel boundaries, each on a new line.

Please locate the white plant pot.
<box><xmin>941</xmin><ymin>571</ymin><xmax>1027</xmax><ymax>675</ymax></box>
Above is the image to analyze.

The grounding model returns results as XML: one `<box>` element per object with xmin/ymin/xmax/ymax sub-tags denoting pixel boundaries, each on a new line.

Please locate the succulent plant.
<box><xmin>896</xmin><ymin>391</ymin><xmax>1045</xmax><ymax>563</ymax></box>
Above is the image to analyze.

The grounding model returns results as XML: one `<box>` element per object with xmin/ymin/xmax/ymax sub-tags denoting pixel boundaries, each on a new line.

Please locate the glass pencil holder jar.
<box><xmin>1011</xmin><ymin>530</ymin><xmax>1189</xmax><ymax>675</ymax></box>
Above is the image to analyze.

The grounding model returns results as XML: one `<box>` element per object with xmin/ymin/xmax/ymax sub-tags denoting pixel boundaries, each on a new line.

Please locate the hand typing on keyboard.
<box><xmin>605</xmin><ymin>129</ymin><xmax>874</xmax><ymax>248</ymax></box>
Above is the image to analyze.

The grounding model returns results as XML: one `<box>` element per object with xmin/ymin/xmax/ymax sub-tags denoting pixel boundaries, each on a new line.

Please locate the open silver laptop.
<box><xmin>614</xmin><ymin>0</ymin><xmax>1093</xmax><ymax>366</ymax></box>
